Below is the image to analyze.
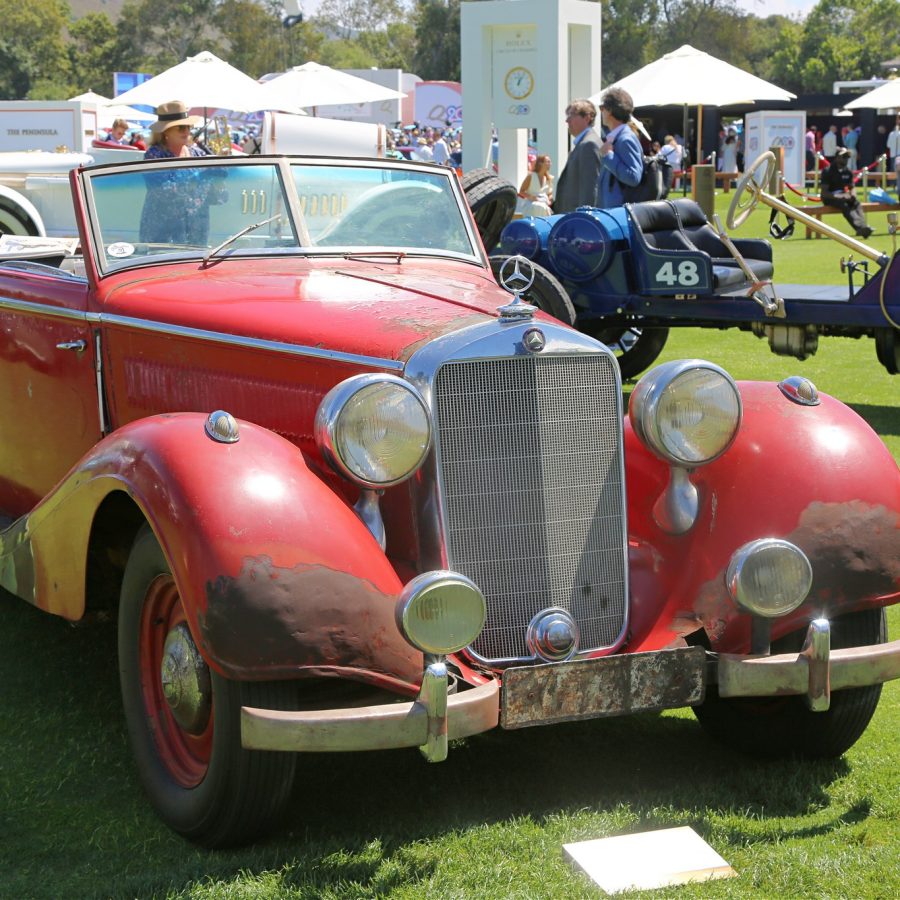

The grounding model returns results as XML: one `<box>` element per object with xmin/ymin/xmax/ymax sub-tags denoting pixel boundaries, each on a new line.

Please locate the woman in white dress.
<box><xmin>517</xmin><ymin>154</ymin><xmax>554</xmax><ymax>217</ymax></box>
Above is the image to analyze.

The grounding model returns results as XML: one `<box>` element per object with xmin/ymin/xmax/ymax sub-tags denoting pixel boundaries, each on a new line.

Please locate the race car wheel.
<box><xmin>489</xmin><ymin>254</ymin><xmax>577</xmax><ymax>326</ymax></box>
<box><xmin>727</xmin><ymin>150</ymin><xmax>777</xmax><ymax>229</ymax></box>
<box><xmin>584</xmin><ymin>324</ymin><xmax>670</xmax><ymax>379</ymax></box>
<box><xmin>694</xmin><ymin>608</ymin><xmax>886</xmax><ymax>759</ymax></box>
<box><xmin>118</xmin><ymin>525</ymin><xmax>297</xmax><ymax>847</ymax></box>
<box><xmin>466</xmin><ymin>176</ymin><xmax>517</xmax><ymax>253</ymax></box>
<box><xmin>875</xmin><ymin>328</ymin><xmax>900</xmax><ymax>375</ymax></box>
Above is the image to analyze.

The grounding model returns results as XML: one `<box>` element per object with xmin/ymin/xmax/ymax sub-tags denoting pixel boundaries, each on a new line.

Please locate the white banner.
<box><xmin>414</xmin><ymin>82</ymin><xmax>462</xmax><ymax>129</ymax></box>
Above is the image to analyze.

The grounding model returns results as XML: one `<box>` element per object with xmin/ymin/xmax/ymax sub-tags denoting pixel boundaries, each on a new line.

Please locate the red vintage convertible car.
<box><xmin>0</xmin><ymin>154</ymin><xmax>898</xmax><ymax>847</ymax></box>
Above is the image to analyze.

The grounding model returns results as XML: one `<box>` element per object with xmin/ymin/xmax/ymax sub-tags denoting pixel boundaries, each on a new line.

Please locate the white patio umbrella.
<box><xmin>69</xmin><ymin>91</ymin><xmax>155</xmax><ymax>128</ymax></box>
<box><xmin>258</xmin><ymin>62</ymin><xmax>405</xmax><ymax>115</ymax></box>
<box><xmin>844</xmin><ymin>79</ymin><xmax>900</xmax><ymax>110</ymax></box>
<box><xmin>593</xmin><ymin>45</ymin><xmax>796</xmax><ymax>162</ymax></box>
<box><xmin>110</xmin><ymin>50</ymin><xmax>296</xmax><ymax>114</ymax></box>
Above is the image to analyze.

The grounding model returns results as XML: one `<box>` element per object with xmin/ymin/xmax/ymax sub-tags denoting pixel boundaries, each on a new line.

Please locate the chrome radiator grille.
<box><xmin>433</xmin><ymin>353</ymin><xmax>627</xmax><ymax>663</ymax></box>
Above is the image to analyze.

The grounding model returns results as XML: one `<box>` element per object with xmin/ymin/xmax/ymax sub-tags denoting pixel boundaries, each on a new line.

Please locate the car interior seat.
<box><xmin>669</xmin><ymin>198</ymin><xmax>774</xmax><ymax>284</ymax></box>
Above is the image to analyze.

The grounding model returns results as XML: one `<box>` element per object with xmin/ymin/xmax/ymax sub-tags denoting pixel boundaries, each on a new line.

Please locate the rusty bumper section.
<box><xmin>242</xmin><ymin>666</ymin><xmax>500</xmax><ymax>759</ymax></box>
<box><xmin>718</xmin><ymin>620</ymin><xmax>900</xmax><ymax>711</ymax></box>
<box><xmin>241</xmin><ymin>623</ymin><xmax>900</xmax><ymax>756</ymax></box>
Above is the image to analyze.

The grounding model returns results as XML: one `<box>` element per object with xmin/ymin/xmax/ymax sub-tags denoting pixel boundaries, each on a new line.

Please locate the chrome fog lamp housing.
<box><xmin>315</xmin><ymin>374</ymin><xmax>431</xmax><ymax>488</ymax></box>
<box><xmin>629</xmin><ymin>359</ymin><xmax>742</xmax><ymax>467</ymax></box>
<box><xmin>397</xmin><ymin>571</ymin><xmax>487</xmax><ymax>655</ymax></box>
<box><xmin>726</xmin><ymin>538</ymin><xmax>813</xmax><ymax>618</ymax></box>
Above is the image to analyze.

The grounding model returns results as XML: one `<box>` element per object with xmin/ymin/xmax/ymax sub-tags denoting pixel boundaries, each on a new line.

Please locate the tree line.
<box><xmin>0</xmin><ymin>0</ymin><xmax>896</xmax><ymax>103</ymax></box>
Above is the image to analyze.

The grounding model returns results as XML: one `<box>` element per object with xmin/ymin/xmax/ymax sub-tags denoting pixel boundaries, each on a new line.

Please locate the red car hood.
<box><xmin>97</xmin><ymin>256</ymin><xmax>517</xmax><ymax>364</ymax></box>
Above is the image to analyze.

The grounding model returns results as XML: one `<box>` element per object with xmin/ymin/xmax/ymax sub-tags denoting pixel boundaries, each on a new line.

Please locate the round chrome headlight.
<box><xmin>396</xmin><ymin>571</ymin><xmax>487</xmax><ymax>655</ymax></box>
<box><xmin>629</xmin><ymin>359</ymin><xmax>742</xmax><ymax>466</ymax></box>
<box><xmin>726</xmin><ymin>538</ymin><xmax>813</xmax><ymax>618</ymax></box>
<box><xmin>315</xmin><ymin>374</ymin><xmax>431</xmax><ymax>488</ymax></box>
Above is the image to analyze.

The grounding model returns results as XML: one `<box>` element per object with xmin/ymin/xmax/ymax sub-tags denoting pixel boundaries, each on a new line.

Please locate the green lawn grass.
<box><xmin>1</xmin><ymin>210</ymin><xmax>898</xmax><ymax>899</ymax></box>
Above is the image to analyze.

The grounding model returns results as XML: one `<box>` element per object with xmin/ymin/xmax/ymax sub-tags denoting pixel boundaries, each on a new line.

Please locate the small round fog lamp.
<box><xmin>726</xmin><ymin>538</ymin><xmax>813</xmax><ymax>618</ymax></box>
<box><xmin>396</xmin><ymin>571</ymin><xmax>486</xmax><ymax>655</ymax></box>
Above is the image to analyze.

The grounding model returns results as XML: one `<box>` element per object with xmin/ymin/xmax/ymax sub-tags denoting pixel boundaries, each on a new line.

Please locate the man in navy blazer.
<box><xmin>596</xmin><ymin>87</ymin><xmax>643</xmax><ymax>209</ymax></box>
<box><xmin>553</xmin><ymin>99</ymin><xmax>604</xmax><ymax>213</ymax></box>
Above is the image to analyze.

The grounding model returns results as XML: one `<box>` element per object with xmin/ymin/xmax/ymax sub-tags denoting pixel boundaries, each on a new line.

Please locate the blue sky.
<box><xmin>732</xmin><ymin>0</ymin><xmax>817</xmax><ymax>16</ymax></box>
<box><xmin>299</xmin><ymin>1</ymin><xmax>819</xmax><ymax>20</ymax></box>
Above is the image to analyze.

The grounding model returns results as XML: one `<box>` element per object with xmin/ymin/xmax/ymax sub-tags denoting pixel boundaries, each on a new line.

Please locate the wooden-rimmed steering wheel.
<box><xmin>726</xmin><ymin>151</ymin><xmax>778</xmax><ymax>229</ymax></box>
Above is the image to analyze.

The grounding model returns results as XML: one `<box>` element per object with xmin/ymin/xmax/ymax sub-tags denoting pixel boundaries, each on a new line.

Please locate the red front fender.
<box><xmin>624</xmin><ymin>381</ymin><xmax>900</xmax><ymax>653</ymax></box>
<box><xmin>17</xmin><ymin>413</ymin><xmax>423</xmax><ymax>691</ymax></box>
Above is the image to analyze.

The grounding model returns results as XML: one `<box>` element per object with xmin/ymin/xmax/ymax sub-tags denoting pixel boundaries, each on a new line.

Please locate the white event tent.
<box><xmin>596</xmin><ymin>45</ymin><xmax>796</xmax><ymax>162</ymax></box>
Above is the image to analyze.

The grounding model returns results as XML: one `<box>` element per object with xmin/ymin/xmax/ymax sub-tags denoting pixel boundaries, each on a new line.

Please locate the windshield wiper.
<box><xmin>341</xmin><ymin>251</ymin><xmax>406</xmax><ymax>263</ymax></box>
<box><xmin>202</xmin><ymin>214</ymin><xmax>283</xmax><ymax>267</ymax></box>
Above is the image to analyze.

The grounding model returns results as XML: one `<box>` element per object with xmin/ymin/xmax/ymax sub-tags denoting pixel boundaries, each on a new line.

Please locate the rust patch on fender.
<box><xmin>692</xmin><ymin>500</ymin><xmax>900</xmax><ymax>644</ymax></box>
<box><xmin>787</xmin><ymin>501</ymin><xmax>900</xmax><ymax>604</ymax></box>
<box><xmin>201</xmin><ymin>556</ymin><xmax>421</xmax><ymax>684</ymax></box>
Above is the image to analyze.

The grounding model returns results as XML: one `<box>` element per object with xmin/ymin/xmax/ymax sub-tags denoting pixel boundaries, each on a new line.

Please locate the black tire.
<box><xmin>582</xmin><ymin>324</ymin><xmax>670</xmax><ymax>379</ymax></box>
<box><xmin>875</xmin><ymin>329</ymin><xmax>900</xmax><ymax>375</ymax></box>
<box><xmin>465</xmin><ymin>175</ymin><xmax>517</xmax><ymax>253</ymax></box>
<box><xmin>694</xmin><ymin>608</ymin><xmax>887</xmax><ymax>759</ymax></box>
<box><xmin>0</xmin><ymin>200</ymin><xmax>40</xmax><ymax>237</ymax></box>
<box><xmin>118</xmin><ymin>525</ymin><xmax>297</xmax><ymax>847</ymax></box>
<box><xmin>489</xmin><ymin>254</ymin><xmax>577</xmax><ymax>326</ymax></box>
<box><xmin>459</xmin><ymin>167</ymin><xmax>496</xmax><ymax>193</ymax></box>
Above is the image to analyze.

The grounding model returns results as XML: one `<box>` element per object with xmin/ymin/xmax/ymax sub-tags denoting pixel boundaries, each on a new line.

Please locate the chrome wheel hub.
<box><xmin>160</xmin><ymin>623</ymin><xmax>212</xmax><ymax>734</ymax></box>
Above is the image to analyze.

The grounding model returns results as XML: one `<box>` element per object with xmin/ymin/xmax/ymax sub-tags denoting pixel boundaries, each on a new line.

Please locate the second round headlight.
<box><xmin>315</xmin><ymin>374</ymin><xmax>431</xmax><ymax>487</ymax></box>
<box><xmin>629</xmin><ymin>359</ymin><xmax>742</xmax><ymax>466</ymax></box>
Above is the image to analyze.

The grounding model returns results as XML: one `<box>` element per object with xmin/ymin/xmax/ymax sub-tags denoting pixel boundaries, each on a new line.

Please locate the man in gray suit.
<box><xmin>553</xmin><ymin>99</ymin><xmax>604</xmax><ymax>213</ymax></box>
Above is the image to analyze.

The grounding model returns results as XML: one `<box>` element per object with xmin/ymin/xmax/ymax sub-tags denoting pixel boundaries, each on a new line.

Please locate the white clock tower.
<box><xmin>461</xmin><ymin>0</ymin><xmax>603</xmax><ymax>191</ymax></box>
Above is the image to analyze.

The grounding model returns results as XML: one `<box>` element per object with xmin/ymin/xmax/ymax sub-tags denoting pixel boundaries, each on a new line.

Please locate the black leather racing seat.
<box><xmin>669</xmin><ymin>198</ymin><xmax>774</xmax><ymax>284</ymax></box>
<box><xmin>629</xmin><ymin>201</ymin><xmax>696</xmax><ymax>252</ymax></box>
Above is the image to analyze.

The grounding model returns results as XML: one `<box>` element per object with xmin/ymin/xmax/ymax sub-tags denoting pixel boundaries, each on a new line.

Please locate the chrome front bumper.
<box><xmin>241</xmin><ymin>619</ymin><xmax>900</xmax><ymax>759</ymax></box>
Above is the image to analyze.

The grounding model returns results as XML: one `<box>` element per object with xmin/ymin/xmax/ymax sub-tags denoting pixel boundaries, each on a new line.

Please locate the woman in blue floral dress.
<box><xmin>140</xmin><ymin>100</ymin><xmax>225</xmax><ymax>245</ymax></box>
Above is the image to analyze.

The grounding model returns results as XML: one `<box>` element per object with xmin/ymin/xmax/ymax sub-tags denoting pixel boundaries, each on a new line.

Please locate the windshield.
<box><xmin>84</xmin><ymin>157</ymin><xmax>477</xmax><ymax>274</ymax></box>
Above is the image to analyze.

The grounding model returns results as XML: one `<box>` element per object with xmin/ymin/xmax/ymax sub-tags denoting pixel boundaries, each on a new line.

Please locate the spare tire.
<box><xmin>489</xmin><ymin>255</ymin><xmax>577</xmax><ymax>326</ymax></box>
<box><xmin>465</xmin><ymin>175</ymin><xmax>517</xmax><ymax>253</ymax></box>
<box><xmin>459</xmin><ymin>167</ymin><xmax>497</xmax><ymax>193</ymax></box>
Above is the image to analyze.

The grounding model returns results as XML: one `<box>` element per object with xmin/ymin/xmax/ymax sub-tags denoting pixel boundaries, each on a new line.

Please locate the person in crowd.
<box><xmin>242</xmin><ymin>129</ymin><xmax>261</xmax><ymax>155</ymax></box>
<box><xmin>105</xmin><ymin>118</ymin><xmax>130</xmax><ymax>145</ymax></box>
<box><xmin>413</xmin><ymin>136</ymin><xmax>434</xmax><ymax>162</ymax></box>
<box><xmin>140</xmin><ymin>100</ymin><xmax>225</xmax><ymax>246</ymax></box>
<box><xmin>721</xmin><ymin>130</ymin><xmax>738</xmax><ymax>174</ymax></box>
<box><xmin>128</xmin><ymin>131</ymin><xmax>147</xmax><ymax>151</ymax></box>
<box><xmin>517</xmin><ymin>153</ymin><xmax>553</xmax><ymax>217</ymax></box>
<box><xmin>822</xmin><ymin>124</ymin><xmax>839</xmax><ymax>164</ymax></box>
<box><xmin>431</xmin><ymin>129</ymin><xmax>450</xmax><ymax>166</ymax></box>
<box><xmin>595</xmin><ymin>87</ymin><xmax>643</xmax><ymax>209</ymax></box>
<box><xmin>843</xmin><ymin>123</ymin><xmax>860</xmax><ymax>171</ymax></box>
<box><xmin>660</xmin><ymin>134</ymin><xmax>682</xmax><ymax>193</ymax></box>
<box><xmin>820</xmin><ymin>147</ymin><xmax>873</xmax><ymax>239</ymax></box>
<box><xmin>805</xmin><ymin>124</ymin><xmax>816</xmax><ymax>172</ymax></box>
<box><xmin>553</xmin><ymin>98</ymin><xmax>603</xmax><ymax>213</ymax></box>
<box><xmin>887</xmin><ymin>116</ymin><xmax>900</xmax><ymax>195</ymax></box>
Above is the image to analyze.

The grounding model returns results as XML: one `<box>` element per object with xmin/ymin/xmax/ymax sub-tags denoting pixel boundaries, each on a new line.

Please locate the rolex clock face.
<box><xmin>504</xmin><ymin>66</ymin><xmax>534</xmax><ymax>100</ymax></box>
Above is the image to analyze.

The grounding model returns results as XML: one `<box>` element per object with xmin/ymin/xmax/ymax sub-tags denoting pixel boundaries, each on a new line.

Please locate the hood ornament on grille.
<box><xmin>496</xmin><ymin>255</ymin><xmax>537</xmax><ymax>321</ymax></box>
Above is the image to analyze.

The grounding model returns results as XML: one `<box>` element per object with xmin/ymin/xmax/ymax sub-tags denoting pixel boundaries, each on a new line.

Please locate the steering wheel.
<box><xmin>726</xmin><ymin>151</ymin><xmax>777</xmax><ymax>229</ymax></box>
<box><xmin>324</xmin><ymin>181</ymin><xmax>445</xmax><ymax>247</ymax></box>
